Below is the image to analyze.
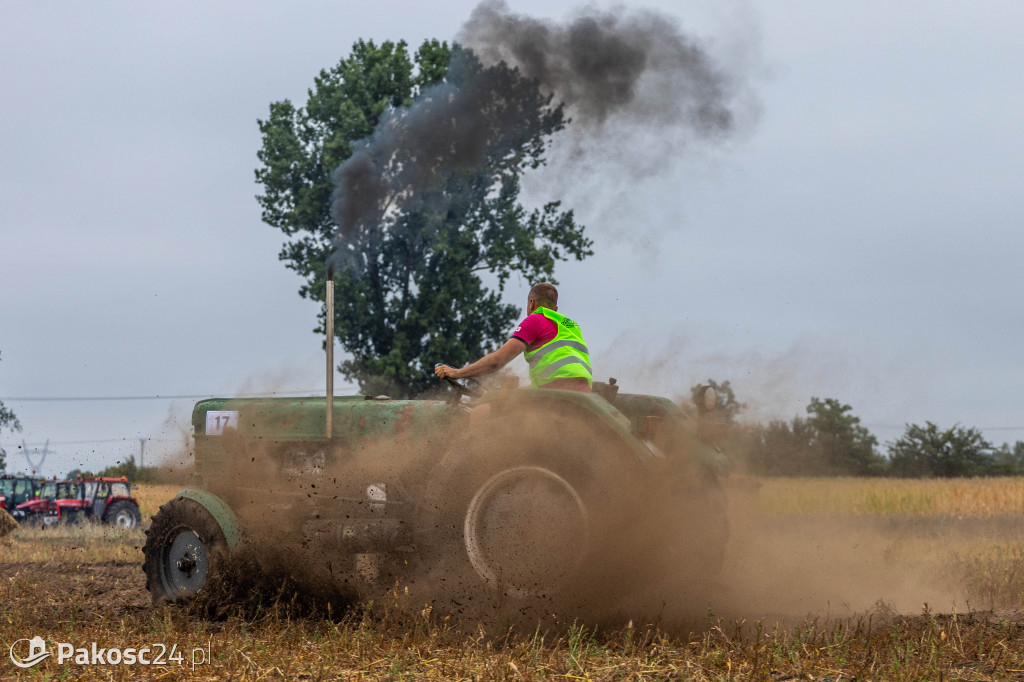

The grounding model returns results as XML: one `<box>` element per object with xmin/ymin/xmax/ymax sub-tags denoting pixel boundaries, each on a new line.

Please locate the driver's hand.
<box><xmin>434</xmin><ymin>364</ymin><xmax>460</xmax><ymax>380</ymax></box>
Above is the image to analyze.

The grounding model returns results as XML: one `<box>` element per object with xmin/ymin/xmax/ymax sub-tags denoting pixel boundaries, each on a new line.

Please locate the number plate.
<box><xmin>205</xmin><ymin>410</ymin><xmax>239</xmax><ymax>436</ymax></box>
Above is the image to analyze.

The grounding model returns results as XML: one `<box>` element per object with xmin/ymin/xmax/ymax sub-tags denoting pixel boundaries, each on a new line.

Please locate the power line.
<box><xmin>1</xmin><ymin>388</ymin><xmax>365</xmax><ymax>451</ymax></box>
<box><xmin>864</xmin><ymin>424</ymin><xmax>1024</xmax><ymax>431</ymax></box>
<box><xmin>4</xmin><ymin>395</ymin><xmax>213</xmax><ymax>402</ymax></box>
<box><xmin>0</xmin><ymin>387</ymin><xmax>360</xmax><ymax>402</ymax></box>
<box><xmin>2</xmin><ymin>437</ymin><xmax>183</xmax><ymax>447</ymax></box>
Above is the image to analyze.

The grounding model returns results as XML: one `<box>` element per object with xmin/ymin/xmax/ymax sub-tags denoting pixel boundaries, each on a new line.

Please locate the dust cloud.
<box><xmin>168</xmin><ymin>385</ymin><xmax>1004</xmax><ymax>633</ymax></box>
<box><xmin>185</xmin><ymin>399</ymin><xmax>718</xmax><ymax>625</ymax></box>
<box><xmin>711</xmin><ymin>485</ymin><xmax>971</xmax><ymax>622</ymax></box>
<box><xmin>139</xmin><ymin>340</ymin><xmax>999</xmax><ymax>631</ymax></box>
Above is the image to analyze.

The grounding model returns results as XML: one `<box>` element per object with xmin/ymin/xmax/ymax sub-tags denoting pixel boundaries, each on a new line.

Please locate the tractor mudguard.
<box><xmin>173</xmin><ymin>488</ymin><xmax>242</xmax><ymax>549</ymax></box>
<box><xmin>480</xmin><ymin>388</ymin><xmax>656</xmax><ymax>465</ymax></box>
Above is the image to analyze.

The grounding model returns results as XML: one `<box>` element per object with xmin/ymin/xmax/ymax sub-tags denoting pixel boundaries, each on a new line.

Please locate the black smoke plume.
<box><xmin>458</xmin><ymin>0</ymin><xmax>738</xmax><ymax>135</ymax></box>
<box><xmin>329</xmin><ymin>0</ymin><xmax>752</xmax><ymax>268</ymax></box>
<box><xmin>329</xmin><ymin>46</ymin><xmax>561</xmax><ymax>269</ymax></box>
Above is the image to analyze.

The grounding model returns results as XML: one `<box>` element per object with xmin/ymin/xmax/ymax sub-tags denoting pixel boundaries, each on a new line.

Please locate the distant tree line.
<box><xmin>66</xmin><ymin>456</ymin><xmax>162</xmax><ymax>484</ymax></box>
<box><xmin>693</xmin><ymin>380</ymin><xmax>1024</xmax><ymax>477</ymax></box>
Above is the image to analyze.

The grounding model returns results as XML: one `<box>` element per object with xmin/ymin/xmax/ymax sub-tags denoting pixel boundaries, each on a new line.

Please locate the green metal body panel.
<box><xmin>191</xmin><ymin>396</ymin><xmax>460</xmax><ymax>480</ymax></box>
<box><xmin>175</xmin><ymin>488</ymin><xmax>242</xmax><ymax>548</ymax></box>
<box><xmin>613</xmin><ymin>393</ymin><xmax>683</xmax><ymax>423</ymax></box>
<box><xmin>192</xmin><ymin>396</ymin><xmax>453</xmax><ymax>442</ymax></box>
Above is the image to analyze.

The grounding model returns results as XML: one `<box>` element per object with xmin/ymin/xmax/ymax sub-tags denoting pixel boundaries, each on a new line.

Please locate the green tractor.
<box><xmin>142</xmin><ymin>374</ymin><xmax>731</xmax><ymax>614</ymax></box>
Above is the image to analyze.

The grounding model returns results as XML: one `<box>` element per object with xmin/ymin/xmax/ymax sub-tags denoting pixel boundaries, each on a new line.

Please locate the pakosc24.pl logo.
<box><xmin>10</xmin><ymin>636</ymin><xmax>211</xmax><ymax>669</ymax></box>
<box><xmin>9</xmin><ymin>636</ymin><xmax>50</xmax><ymax>668</ymax></box>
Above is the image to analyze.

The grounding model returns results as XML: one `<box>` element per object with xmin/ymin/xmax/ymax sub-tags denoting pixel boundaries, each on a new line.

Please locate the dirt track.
<box><xmin>3</xmin><ymin>508</ymin><xmax>1022</xmax><ymax>627</ymax></box>
<box><xmin>2</xmin><ymin>508</ymin><xmax>1024</xmax><ymax>681</ymax></box>
<box><xmin>2</xmin><ymin>558</ymin><xmax>1024</xmax><ymax>680</ymax></box>
<box><xmin>0</xmin><ymin>560</ymin><xmax>150</xmax><ymax>623</ymax></box>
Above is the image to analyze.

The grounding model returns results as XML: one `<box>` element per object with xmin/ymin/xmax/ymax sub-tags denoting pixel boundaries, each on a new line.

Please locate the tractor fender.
<box><xmin>173</xmin><ymin>488</ymin><xmax>242</xmax><ymax>549</ymax></box>
<box><xmin>481</xmin><ymin>389</ymin><xmax>656</xmax><ymax>465</ymax></box>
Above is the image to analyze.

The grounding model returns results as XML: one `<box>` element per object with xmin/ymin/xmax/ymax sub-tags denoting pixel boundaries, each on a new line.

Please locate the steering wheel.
<box><xmin>435</xmin><ymin>364</ymin><xmax>484</xmax><ymax>399</ymax></box>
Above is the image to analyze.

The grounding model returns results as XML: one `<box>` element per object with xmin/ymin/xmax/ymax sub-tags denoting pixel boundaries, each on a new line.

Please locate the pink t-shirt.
<box><xmin>511</xmin><ymin>313</ymin><xmax>557</xmax><ymax>352</ymax></box>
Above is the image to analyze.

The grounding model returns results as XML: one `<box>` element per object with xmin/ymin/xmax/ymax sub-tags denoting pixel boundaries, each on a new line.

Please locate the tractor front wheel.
<box><xmin>19</xmin><ymin>513</ymin><xmax>45</xmax><ymax>529</ymax></box>
<box><xmin>143</xmin><ymin>497</ymin><xmax>227</xmax><ymax>604</ymax></box>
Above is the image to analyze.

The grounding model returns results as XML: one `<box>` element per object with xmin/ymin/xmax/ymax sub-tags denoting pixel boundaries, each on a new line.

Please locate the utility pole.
<box><xmin>326</xmin><ymin>267</ymin><xmax>334</xmax><ymax>439</ymax></box>
<box><xmin>139</xmin><ymin>438</ymin><xmax>147</xmax><ymax>469</ymax></box>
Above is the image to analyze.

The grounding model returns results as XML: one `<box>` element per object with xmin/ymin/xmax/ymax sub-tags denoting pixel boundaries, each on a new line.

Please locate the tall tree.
<box><xmin>888</xmin><ymin>422</ymin><xmax>995</xmax><ymax>477</ymax></box>
<box><xmin>0</xmin><ymin>351</ymin><xmax>21</xmax><ymax>471</ymax></box>
<box><xmin>805</xmin><ymin>397</ymin><xmax>883</xmax><ymax>475</ymax></box>
<box><xmin>256</xmin><ymin>40</ymin><xmax>591</xmax><ymax>397</ymax></box>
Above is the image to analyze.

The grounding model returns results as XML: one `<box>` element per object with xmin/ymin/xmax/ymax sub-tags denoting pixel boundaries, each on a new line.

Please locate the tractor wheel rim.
<box><xmin>463</xmin><ymin>465</ymin><xmax>589</xmax><ymax>598</ymax></box>
<box><xmin>115</xmin><ymin>510</ymin><xmax>136</xmax><ymax>529</ymax></box>
<box><xmin>161</xmin><ymin>529</ymin><xmax>209</xmax><ymax>597</ymax></box>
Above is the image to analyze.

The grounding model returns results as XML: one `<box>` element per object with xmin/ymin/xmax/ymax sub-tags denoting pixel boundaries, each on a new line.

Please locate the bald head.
<box><xmin>528</xmin><ymin>282</ymin><xmax>558</xmax><ymax>314</ymax></box>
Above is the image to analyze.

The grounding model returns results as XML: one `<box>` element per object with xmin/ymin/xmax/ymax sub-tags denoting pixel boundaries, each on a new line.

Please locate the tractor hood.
<box><xmin>192</xmin><ymin>396</ymin><xmax>456</xmax><ymax>444</ymax></box>
<box><xmin>15</xmin><ymin>499</ymin><xmax>49</xmax><ymax>512</ymax></box>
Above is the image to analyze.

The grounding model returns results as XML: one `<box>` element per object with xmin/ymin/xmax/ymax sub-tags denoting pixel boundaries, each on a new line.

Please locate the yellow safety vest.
<box><xmin>523</xmin><ymin>308</ymin><xmax>593</xmax><ymax>388</ymax></box>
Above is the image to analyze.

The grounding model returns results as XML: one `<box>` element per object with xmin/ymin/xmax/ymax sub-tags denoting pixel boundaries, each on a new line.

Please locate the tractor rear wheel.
<box><xmin>143</xmin><ymin>497</ymin><xmax>227</xmax><ymax>604</ymax></box>
<box><xmin>416</xmin><ymin>413</ymin><xmax>646</xmax><ymax>619</ymax></box>
<box><xmin>104</xmin><ymin>501</ymin><xmax>141</xmax><ymax>530</ymax></box>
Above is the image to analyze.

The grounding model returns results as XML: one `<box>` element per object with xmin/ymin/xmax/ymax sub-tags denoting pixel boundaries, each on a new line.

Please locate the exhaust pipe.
<box><xmin>326</xmin><ymin>265</ymin><xmax>334</xmax><ymax>439</ymax></box>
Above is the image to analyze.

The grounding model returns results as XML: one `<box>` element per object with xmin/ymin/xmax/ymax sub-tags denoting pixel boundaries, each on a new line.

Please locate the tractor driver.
<box><xmin>434</xmin><ymin>282</ymin><xmax>593</xmax><ymax>392</ymax></box>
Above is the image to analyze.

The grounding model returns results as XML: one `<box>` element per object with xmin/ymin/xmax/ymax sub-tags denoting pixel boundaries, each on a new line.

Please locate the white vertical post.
<box><xmin>325</xmin><ymin>276</ymin><xmax>334</xmax><ymax>440</ymax></box>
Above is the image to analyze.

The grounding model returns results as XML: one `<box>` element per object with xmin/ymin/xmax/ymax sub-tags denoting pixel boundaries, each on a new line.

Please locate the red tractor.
<box><xmin>19</xmin><ymin>477</ymin><xmax>142</xmax><ymax>529</ymax></box>
<box><xmin>15</xmin><ymin>479</ymin><xmax>77</xmax><ymax>527</ymax></box>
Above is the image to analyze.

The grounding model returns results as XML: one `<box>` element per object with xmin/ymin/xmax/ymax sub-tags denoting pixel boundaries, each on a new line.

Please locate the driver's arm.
<box><xmin>435</xmin><ymin>338</ymin><xmax>526</xmax><ymax>380</ymax></box>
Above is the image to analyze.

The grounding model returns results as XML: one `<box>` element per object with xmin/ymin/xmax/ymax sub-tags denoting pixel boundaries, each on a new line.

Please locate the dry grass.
<box><xmin>1</xmin><ymin>571</ymin><xmax>1022</xmax><ymax>680</ymax></box>
<box><xmin>0</xmin><ymin>478</ymin><xmax>1023</xmax><ymax>680</ymax></box>
<box><xmin>750</xmin><ymin>476</ymin><xmax>1024</xmax><ymax>517</ymax></box>
<box><xmin>2</xmin><ymin>523</ymin><xmax>144</xmax><ymax>564</ymax></box>
<box><xmin>135</xmin><ymin>483</ymin><xmax>185</xmax><ymax>520</ymax></box>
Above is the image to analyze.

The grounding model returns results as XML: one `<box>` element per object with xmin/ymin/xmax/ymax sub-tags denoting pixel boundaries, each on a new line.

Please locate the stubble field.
<box><xmin>1</xmin><ymin>479</ymin><xmax>1023</xmax><ymax>680</ymax></box>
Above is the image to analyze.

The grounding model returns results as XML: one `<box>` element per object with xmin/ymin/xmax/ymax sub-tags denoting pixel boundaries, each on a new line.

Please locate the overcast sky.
<box><xmin>2</xmin><ymin>1</ymin><xmax>1023</xmax><ymax>477</ymax></box>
